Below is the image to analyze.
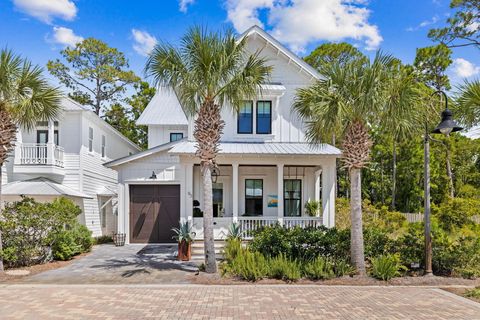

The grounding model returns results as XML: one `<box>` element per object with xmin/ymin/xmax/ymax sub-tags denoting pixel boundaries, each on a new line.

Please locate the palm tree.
<box><xmin>294</xmin><ymin>53</ymin><xmax>395</xmax><ymax>275</ymax></box>
<box><xmin>145</xmin><ymin>26</ymin><xmax>272</xmax><ymax>273</ymax></box>
<box><xmin>455</xmin><ymin>79</ymin><xmax>480</xmax><ymax>129</ymax></box>
<box><xmin>0</xmin><ymin>49</ymin><xmax>62</xmax><ymax>272</ymax></box>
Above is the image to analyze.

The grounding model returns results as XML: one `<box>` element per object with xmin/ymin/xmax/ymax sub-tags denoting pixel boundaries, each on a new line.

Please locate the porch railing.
<box><xmin>238</xmin><ymin>216</ymin><xmax>323</xmax><ymax>239</ymax></box>
<box><xmin>19</xmin><ymin>143</ymin><xmax>64</xmax><ymax>167</ymax></box>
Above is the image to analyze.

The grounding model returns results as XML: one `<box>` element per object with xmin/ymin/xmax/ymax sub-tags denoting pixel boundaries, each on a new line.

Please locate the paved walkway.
<box><xmin>23</xmin><ymin>244</ymin><xmax>198</xmax><ymax>284</ymax></box>
<box><xmin>0</xmin><ymin>284</ymin><xmax>478</xmax><ymax>319</ymax></box>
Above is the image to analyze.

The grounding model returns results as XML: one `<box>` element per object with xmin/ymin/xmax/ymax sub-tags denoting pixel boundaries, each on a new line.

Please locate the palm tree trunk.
<box><xmin>445</xmin><ymin>145</ymin><xmax>454</xmax><ymax>198</ymax></box>
<box><xmin>391</xmin><ymin>141</ymin><xmax>397</xmax><ymax>210</ymax></box>
<box><xmin>201</xmin><ymin>163</ymin><xmax>217</xmax><ymax>273</ymax></box>
<box><xmin>350</xmin><ymin>168</ymin><xmax>366</xmax><ymax>275</ymax></box>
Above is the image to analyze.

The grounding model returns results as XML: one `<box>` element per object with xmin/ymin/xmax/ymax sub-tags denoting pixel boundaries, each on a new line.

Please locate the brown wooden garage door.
<box><xmin>129</xmin><ymin>185</ymin><xmax>180</xmax><ymax>243</ymax></box>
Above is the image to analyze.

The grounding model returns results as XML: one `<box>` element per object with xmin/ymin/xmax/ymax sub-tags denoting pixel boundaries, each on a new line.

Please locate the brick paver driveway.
<box><xmin>0</xmin><ymin>284</ymin><xmax>478</xmax><ymax>319</ymax></box>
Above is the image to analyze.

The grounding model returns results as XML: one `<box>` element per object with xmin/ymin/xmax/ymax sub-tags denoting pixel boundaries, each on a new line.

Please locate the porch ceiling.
<box><xmin>169</xmin><ymin>141</ymin><xmax>341</xmax><ymax>156</ymax></box>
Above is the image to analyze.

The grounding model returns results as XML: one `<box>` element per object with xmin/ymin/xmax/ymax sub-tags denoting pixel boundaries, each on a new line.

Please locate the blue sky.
<box><xmin>0</xmin><ymin>0</ymin><xmax>479</xmax><ymax>87</ymax></box>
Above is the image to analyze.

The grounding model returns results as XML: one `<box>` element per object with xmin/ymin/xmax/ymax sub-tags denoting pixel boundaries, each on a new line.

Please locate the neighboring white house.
<box><xmin>1</xmin><ymin>98</ymin><xmax>141</xmax><ymax>237</ymax></box>
<box><xmin>105</xmin><ymin>26</ymin><xmax>341</xmax><ymax>244</ymax></box>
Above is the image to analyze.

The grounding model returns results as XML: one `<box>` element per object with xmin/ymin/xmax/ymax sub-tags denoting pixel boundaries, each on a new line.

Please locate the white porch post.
<box><xmin>322</xmin><ymin>161</ymin><xmax>336</xmax><ymax>227</ymax></box>
<box><xmin>14</xmin><ymin>128</ymin><xmax>22</xmax><ymax>165</ymax></box>
<box><xmin>46</xmin><ymin>120</ymin><xmax>55</xmax><ymax>165</ymax></box>
<box><xmin>232</xmin><ymin>163</ymin><xmax>239</xmax><ymax>223</ymax></box>
<box><xmin>185</xmin><ymin>163</ymin><xmax>194</xmax><ymax>223</ymax></box>
<box><xmin>277</xmin><ymin>163</ymin><xmax>284</xmax><ymax>225</ymax></box>
<box><xmin>117</xmin><ymin>183</ymin><xmax>124</xmax><ymax>234</ymax></box>
<box><xmin>314</xmin><ymin>169</ymin><xmax>322</xmax><ymax>217</ymax></box>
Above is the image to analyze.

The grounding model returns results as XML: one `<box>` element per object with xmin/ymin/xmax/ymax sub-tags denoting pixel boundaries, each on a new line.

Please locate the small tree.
<box><xmin>47</xmin><ymin>38</ymin><xmax>140</xmax><ymax>115</ymax></box>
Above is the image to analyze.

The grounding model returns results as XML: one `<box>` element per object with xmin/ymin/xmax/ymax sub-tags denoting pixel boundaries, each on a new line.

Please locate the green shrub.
<box><xmin>226</xmin><ymin>249</ymin><xmax>269</xmax><ymax>281</ymax></box>
<box><xmin>433</xmin><ymin>198</ymin><xmax>480</xmax><ymax>231</ymax></box>
<box><xmin>334</xmin><ymin>260</ymin><xmax>356</xmax><ymax>277</ymax></box>
<box><xmin>304</xmin><ymin>200</ymin><xmax>320</xmax><ymax>217</ymax></box>
<box><xmin>0</xmin><ymin>196</ymin><xmax>83</xmax><ymax>267</ymax></box>
<box><xmin>72</xmin><ymin>224</ymin><xmax>93</xmax><ymax>252</ymax></box>
<box><xmin>223</xmin><ymin>238</ymin><xmax>242</xmax><ymax>262</ymax></box>
<box><xmin>371</xmin><ymin>254</ymin><xmax>406</xmax><ymax>281</ymax></box>
<box><xmin>465</xmin><ymin>287</ymin><xmax>480</xmax><ymax>299</ymax></box>
<box><xmin>268</xmin><ymin>253</ymin><xmax>301</xmax><ymax>281</ymax></box>
<box><xmin>94</xmin><ymin>235</ymin><xmax>113</xmax><ymax>244</ymax></box>
<box><xmin>302</xmin><ymin>257</ymin><xmax>335</xmax><ymax>280</ymax></box>
<box><xmin>51</xmin><ymin>229</ymin><xmax>81</xmax><ymax>261</ymax></box>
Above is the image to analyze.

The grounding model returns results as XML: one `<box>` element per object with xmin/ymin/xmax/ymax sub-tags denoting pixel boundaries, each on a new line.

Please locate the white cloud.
<box><xmin>179</xmin><ymin>0</ymin><xmax>195</xmax><ymax>13</ymax></box>
<box><xmin>225</xmin><ymin>0</ymin><xmax>382</xmax><ymax>53</ymax></box>
<box><xmin>13</xmin><ymin>0</ymin><xmax>77</xmax><ymax>24</ymax></box>
<box><xmin>406</xmin><ymin>15</ymin><xmax>439</xmax><ymax>32</ymax></box>
<box><xmin>131</xmin><ymin>29</ymin><xmax>158</xmax><ymax>57</ymax></box>
<box><xmin>50</xmin><ymin>26</ymin><xmax>83</xmax><ymax>47</ymax></box>
<box><xmin>451</xmin><ymin>58</ymin><xmax>480</xmax><ymax>78</ymax></box>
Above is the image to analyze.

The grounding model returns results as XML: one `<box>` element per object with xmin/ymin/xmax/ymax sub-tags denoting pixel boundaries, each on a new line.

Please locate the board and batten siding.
<box><xmin>147</xmin><ymin>125</ymin><xmax>188</xmax><ymax>148</ymax></box>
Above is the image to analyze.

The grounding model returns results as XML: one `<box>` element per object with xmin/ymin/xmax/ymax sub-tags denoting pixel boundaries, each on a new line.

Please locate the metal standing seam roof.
<box><xmin>1</xmin><ymin>177</ymin><xmax>92</xmax><ymax>199</ymax></box>
<box><xmin>168</xmin><ymin>141</ymin><xmax>341</xmax><ymax>156</ymax></box>
<box><xmin>136</xmin><ymin>86</ymin><xmax>188</xmax><ymax>126</ymax></box>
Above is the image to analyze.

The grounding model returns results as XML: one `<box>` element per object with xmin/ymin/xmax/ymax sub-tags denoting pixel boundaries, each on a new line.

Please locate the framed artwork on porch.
<box><xmin>267</xmin><ymin>195</ymin><xmax>278</xmax><ymax>207</ymax></box>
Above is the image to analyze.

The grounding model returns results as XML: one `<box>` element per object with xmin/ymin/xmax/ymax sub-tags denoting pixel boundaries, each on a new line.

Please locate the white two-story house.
<box><xmin>105</xmin><ymin>26</ymin><xmax>341</xmax><ymax>244</ymax></box>
<box><xmin>1</xmin><ymin>98</ymin><xmax>140</xmax><ymax>237</ymax></box>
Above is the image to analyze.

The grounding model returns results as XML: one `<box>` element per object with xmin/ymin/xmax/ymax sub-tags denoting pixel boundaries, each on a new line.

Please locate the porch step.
<box><xmin>191</xmin><ymin>241</ymin><xmax>226</xmax><ymax>261</ymax></box>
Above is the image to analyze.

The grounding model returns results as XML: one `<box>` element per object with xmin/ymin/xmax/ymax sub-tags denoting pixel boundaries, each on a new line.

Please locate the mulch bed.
<box><xmin>0</xmin><ymin>251</ymin><xmax>90</xmax><ymax>283</ymax></box>
<box><xmin>442</xmin><ymin>287</ymin><xmax>480</xmax><ymax>303</ymax></box>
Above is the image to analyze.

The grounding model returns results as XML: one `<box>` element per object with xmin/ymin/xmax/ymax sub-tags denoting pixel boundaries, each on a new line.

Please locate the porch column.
<box><xmin>46</xmin><ymin>120</ymin><xmax>55</xmax><ymax>165</ymax></box>
<box><xmin>185</xmin><ymin>163</ymin><xmax>194</xmax><ymax>223</ymax></box>
<box><xmin>277</xmin><ymin>163</ymin><xmax>284</xmax><ymax>225</ymax></box>
<box><xmin>232</xmin><ymin>162</ymin><xmax>239</xmax><ymax>223</ymax></box>
<box><xmin>322</xmin><ymin>160</ymin><xmax>336</xmax><ymax>228</ymax></box>
<box><xmin>14</xmin><ymin>128</ymin><xmax>22</xmax><ymax>165</ymax></box>
<box><xmin>314</xmin><ymin>169</ymin><xmax>322</xmax><ymax>217</ymax></box>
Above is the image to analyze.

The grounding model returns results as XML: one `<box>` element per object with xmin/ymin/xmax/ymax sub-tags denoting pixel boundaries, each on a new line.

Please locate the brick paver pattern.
<box><xmin>0</xmin><ymin>285</ymin><xmax>479</xmax><ymax>319</ymax></box>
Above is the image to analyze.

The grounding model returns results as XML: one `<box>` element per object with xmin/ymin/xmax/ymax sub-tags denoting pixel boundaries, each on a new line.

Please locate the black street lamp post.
<box><xmin>424</xmin><ymin>90</ymin><xmax>463</xmax><ymax>275</ymax></box>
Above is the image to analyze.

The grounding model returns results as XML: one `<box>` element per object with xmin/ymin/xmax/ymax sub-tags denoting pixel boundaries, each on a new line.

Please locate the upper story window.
<box><xmin>101</xmin><ymin>135</ymin><xmax>106</xmax><ymax>158</ymax></box>
<box><xmin>256</xmin><ymin>101</ymin><xmax>272</xmax><ymax>134</ymax></box>
<box><xmin>88</xmin><ymin>127</ymin><xmax>93</xmax><ymax>152</ymax></box>
<box><xmin>237</xmin><ymin>101</ymin><xmax>253</xmax><ymax>134</ymax></box>
<box><xmin>170</xmin><ymin>132</ymin><xmax>184</xmax><ymax>142</ymax></box>
<box><xmin>237</xmin><ymin>100</ymin><xmax>272</xmax><ymax>135</ymax></box>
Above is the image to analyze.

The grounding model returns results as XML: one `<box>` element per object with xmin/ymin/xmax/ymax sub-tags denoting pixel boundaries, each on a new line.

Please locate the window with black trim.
<box><xmin>237</xmin><ymin>101</ymin><xmax>253</xmax><ymax>134</ymax></box>
<box><xmin>245</xmin><ymin>179</ymin><xmax>263</xmax><ymax>216</ymax></box>
<box><xmin>256</xmin><ymin>101</ymin><xmax>272</xmax><ymax>134</ymax></box>
<box><xmin>284</xmin><ymin>179</ymin><xmax>302</xmax><ymax>217</ymax></box>
<box><xmin>170</xmin><ymin>132</ymin><xmax>184</xmax><ymax>142</ymax></box>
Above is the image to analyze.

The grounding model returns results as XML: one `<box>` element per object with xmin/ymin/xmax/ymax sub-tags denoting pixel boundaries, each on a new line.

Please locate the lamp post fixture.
<box><xmin>424</xmin><ymin>90</ymin><xmax>463</xmax><ymax>275</ymax></box>
<box><xmin>211</xmin><ymin>165</ymin><xmax>220</xmax><ymax>184</ymax></box>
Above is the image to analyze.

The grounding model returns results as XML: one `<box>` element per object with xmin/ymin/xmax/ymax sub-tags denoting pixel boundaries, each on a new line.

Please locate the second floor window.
<box><xmin>170</xmin><ymin>132</ymin><xmax>184</xmax><ymax>142</ymax></box>
<box><xmin>101</xmin><ymin>135</ymin><xmax>106</xmax><ymax>158</ymax></box>
<box><xmin>237</xmin><ymin>101</ymin><xmax>253</xmax><ymax>134</ymax></box>
<box><xmin>256</xmin><ymin>101</ymin><xmax>272</xmax><ymax>134</ymax></box>
<box><xmin>88</xmin><ymin>127</ymin><xmax>93</xmax><ymax>152</ymax></box>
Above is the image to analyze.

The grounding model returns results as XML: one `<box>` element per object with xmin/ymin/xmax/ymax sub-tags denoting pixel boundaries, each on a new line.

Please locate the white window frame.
<box><xmin>88</xmin><ymin>127</ymin><xmax>94</xmax><ymax>153</ymax></box>
<box><xmin>101</xmin><ymin>135</ymin><xmax>106</xmax><ymax>158</ymax></box>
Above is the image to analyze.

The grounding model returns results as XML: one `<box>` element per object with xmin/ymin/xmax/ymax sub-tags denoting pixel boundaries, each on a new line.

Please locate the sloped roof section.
<box><xmin>169</xmin><ymin>141</ymin><xmax>341</xmax><ymax>156</ymax></box>
<box><xmin>136</xmin><ymin>86</ymin><xmax>188</xmax><ymax>126</ymax></box>
<box><xmin>1</xmin><ymin>177</ymin><xmax>92</xmax><ymax>198</ymax></box>
<box><xmin>61</xmin><ymin>97</ymin><xmax>89</xmax><ymax>111</ymax></box>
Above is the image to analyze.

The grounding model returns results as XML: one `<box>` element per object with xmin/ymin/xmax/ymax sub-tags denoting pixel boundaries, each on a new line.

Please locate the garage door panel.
<box><xmin>130</xmin><ymin>185</ymin><xmax>180</xmax><ymax>243</ymax></box>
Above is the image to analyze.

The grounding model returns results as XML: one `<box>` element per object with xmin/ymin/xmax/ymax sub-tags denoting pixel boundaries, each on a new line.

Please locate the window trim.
<box><xmin>284</xmin><ymin>179</ymin><xmax>302</xmax><ymax>217</ymax></box>
<box><xmin>101</xmin><ymin>135</ymin><xmax>106</xmax><ymax>158</ymax></box>
<box><xmin>170</xmin><ymin>132</ymin><xmax>184</xmax><ymax>142</ymax></box>
<box><xmin>237</xmin><ymin>100</ymin><xmax>254</xmax><ymax>134</ymax></box>
<box><xmin>256</xmin><ymin>100</ymin><xmax>272</xmax><ymax>134</ymax></box>
<box><xmin>245</xmin><ymin>179</ymin><xmax>263</xmax><ymax>216</ymax></box>
<box><xmin>88</xmin><ymin>127</ymin><xmax>94</xmax><ymax>153</ymax></box>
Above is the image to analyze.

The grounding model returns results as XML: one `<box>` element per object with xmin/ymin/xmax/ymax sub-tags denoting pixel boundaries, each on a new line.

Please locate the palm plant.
<box><xmin>145</xmin><ymin>26</ymin><xmax>272</xmax><ymax>273</ymax></box>
<box><xmin>0</xmin><ymin>49</ymin><xmax>61</xmax><ymax>272</ymax></box>
<box><xmin>454</xmin><ymin>79</ymin><xmax>480</xmax><ymax>129</ymax></box>
<box><xmin>294</xmin><ymin>53</ymin><xmax>395</xmax><ymax>275</ymax></box>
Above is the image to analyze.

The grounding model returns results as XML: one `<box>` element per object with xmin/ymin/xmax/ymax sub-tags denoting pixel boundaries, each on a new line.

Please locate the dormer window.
<box><xmin>237</xmin><ymin>101</ymin><xmax>253</xmax><ymax>134</ymax></box>
<box><xmin>256</xmin><ymin>101</ymin><xmax>272</xmax><ymax>134</ymax></box>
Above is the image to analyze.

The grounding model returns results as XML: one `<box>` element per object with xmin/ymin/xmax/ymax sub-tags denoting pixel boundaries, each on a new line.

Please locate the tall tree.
<box><xmin>429</xmin><ymin>0</ymin><xmax>480</xmax><ymax>49</ymax></box>
<box><xmin>104</xmin><ymin>81</ymin><xmax>155</xmax><ymax>149</ymax></box>
<box><xmin>145</xmin><ymin>26</ymin><xmax>272</xmax><ymax>273</ymax></box>
<box><xmin>47</xmin><ymin>38</ymin><xmax>140</xmax><ymax>115</ymax></box>
<box><xmin>414</xmin><ymin>44</ymin><xmax>456</xmax><ymax>198</ymax></box>
<box><xmin>304</xmin><ymin>42</ymin><xmax>366</xmax><ymax>70</ymax></box>
<box><xmin>0</xmin><ymin>49</ymin><xmax>62</xmax><ymax>272</ymax></box>
<box><xmin>294</xmin><ymin>53</ymin><xmax>395</xmax><ymax>275</ymax></box>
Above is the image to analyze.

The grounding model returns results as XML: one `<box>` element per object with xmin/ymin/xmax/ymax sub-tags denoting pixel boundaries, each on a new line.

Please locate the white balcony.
<box><xmin>13</xmin><ymin>143</ymin><xmax>65</xmax><ymax>176</ymax></box>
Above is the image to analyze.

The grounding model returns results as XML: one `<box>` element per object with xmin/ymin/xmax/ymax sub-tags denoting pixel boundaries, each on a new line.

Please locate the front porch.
<box><xmin>184</xmin><ymin>160</ymin><xmax>336</xmax><ymax>240</ymax></box>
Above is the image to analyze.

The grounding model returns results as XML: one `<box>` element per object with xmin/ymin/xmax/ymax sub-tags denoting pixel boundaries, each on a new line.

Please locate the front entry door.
<box><xmin>129</xmin><ymin>185</ymin><xmax>180</xmax><ymax>243</ymax></box>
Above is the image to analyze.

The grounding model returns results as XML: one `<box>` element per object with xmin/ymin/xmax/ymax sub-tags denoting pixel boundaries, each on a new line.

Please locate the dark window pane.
<box><xmin>245</xmin><ymin>179</ymin><xmax>263</xmax><ymax>215</ymax></box>
<box><xmin>238</xmin><ymin>101</ymin><xmax>253</xmax><ymax>134</ymax></box>
<box><xmin>170</xmin><ymin>133</ymin><xmax>184</xmax><ymax>142</ymax></box>
<box><xmin>256</xmin><ymin>101</ymin><xmax>271</xmax><ymax>134</ymax></box>
<box><xmin>284</xmin><ymin>179</ymin><xmax>301</xmax><ymax>216</ymax></box>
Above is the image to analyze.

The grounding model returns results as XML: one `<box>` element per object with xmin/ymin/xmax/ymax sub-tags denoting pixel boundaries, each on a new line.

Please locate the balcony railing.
<box><xmin>18</xmin><ymin>143</ymin><xmax>64</xmax><ymax>167</ymax></box>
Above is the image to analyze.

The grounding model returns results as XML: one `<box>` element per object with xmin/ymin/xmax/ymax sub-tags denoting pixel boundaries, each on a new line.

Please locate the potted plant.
<box><xmin>305</xmin><ymin>200</ymin><xmax>320</xmax><ymax>217</ymax></box>
<box><xmin>172</xmin><ymin>221</ymin><xmax>196</xmax><ymax>261</ymax></box>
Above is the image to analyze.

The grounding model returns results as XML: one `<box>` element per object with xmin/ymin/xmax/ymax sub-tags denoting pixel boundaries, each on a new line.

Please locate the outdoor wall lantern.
<box><xmin>211</xmin><ymin>166</ymin><xmax>220</xmax><ymax>184</ymax></box>
<box><xmin>149</xmin><ymin>171</ymin><xmax>157</xmax><ymax>180</ymax></box>
<box><xmin>423</xmin><ymin>90</ymin><xmax>463</xmax><ymax>276</ymax></box>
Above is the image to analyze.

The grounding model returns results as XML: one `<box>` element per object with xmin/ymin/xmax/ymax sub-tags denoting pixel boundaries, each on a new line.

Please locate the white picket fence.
<box><xmin>399</xmin><ymin>213</ymin><xmax>480</xmax><ymax>224</ymax></box>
